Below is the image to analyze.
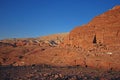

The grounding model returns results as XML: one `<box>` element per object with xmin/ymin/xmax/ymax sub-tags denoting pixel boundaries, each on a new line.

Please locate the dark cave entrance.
<box><xmin>93</xmin><ymin>35</ymin><xmax>97</xmax><ymax>44</ymax></box>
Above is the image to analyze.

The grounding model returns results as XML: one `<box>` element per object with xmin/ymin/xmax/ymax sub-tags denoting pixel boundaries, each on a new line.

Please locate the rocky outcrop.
<box><xmin>63</xmin><ymin>5</ymin><xmax>120</xmax><ymax>50</ymax></box>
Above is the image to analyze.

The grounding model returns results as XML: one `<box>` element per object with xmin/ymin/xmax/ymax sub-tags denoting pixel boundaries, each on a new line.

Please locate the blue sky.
<box><xmin>0</xmin><ymin>0</ymin><xmax>120</xmax><ymax>39</ymax></box>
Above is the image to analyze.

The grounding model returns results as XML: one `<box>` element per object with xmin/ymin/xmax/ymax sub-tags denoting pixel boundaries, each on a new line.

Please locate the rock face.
<box><xmin>64</xmin><ymin>5</ymin><xmax>120</xmax><ymax>50</ymax></box>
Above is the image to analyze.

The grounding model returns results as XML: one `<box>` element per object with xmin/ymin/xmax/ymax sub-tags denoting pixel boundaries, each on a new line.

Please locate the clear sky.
<box><xmin>0</xmin><ymin>0</ymin><xmax>120</xmax><ymax>40</ymax></box>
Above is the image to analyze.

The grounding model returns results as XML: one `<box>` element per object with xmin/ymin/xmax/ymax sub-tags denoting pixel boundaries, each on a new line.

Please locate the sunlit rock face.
<box><xmin>64</xmin><ymin>5</ymin><xmax>120</xmax><ymax>50</ymax></box>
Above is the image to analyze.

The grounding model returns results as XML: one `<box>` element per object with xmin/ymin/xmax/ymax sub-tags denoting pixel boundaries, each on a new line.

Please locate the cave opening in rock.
<box><xmin>93</xmin><ymin>35</ymin><xmax>97</xmax><ymax>44</ymax></box>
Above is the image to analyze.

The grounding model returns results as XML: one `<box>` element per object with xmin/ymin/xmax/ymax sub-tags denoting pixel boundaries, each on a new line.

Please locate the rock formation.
<box><xmin>63</xmin><ymin>5</ymin><xmax>120</xmax><ymax>50</ymax></box>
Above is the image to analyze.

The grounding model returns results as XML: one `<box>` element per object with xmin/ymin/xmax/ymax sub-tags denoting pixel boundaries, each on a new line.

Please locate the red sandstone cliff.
<box><xmin>64</xmin><ymin>5</ymin><xmax>120</xmax><ymax>50</ymax></box>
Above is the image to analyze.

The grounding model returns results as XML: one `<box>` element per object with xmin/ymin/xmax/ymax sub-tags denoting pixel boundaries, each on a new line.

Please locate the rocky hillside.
<box><xmin>63</xmin><ymin>5</ymin><xmax>120</xmax><ymax>50</ymax></box>
<box><xmin>0</xmin><ymin>33</ymin><xmax>68</xmax><ymax>65</ymax></box>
